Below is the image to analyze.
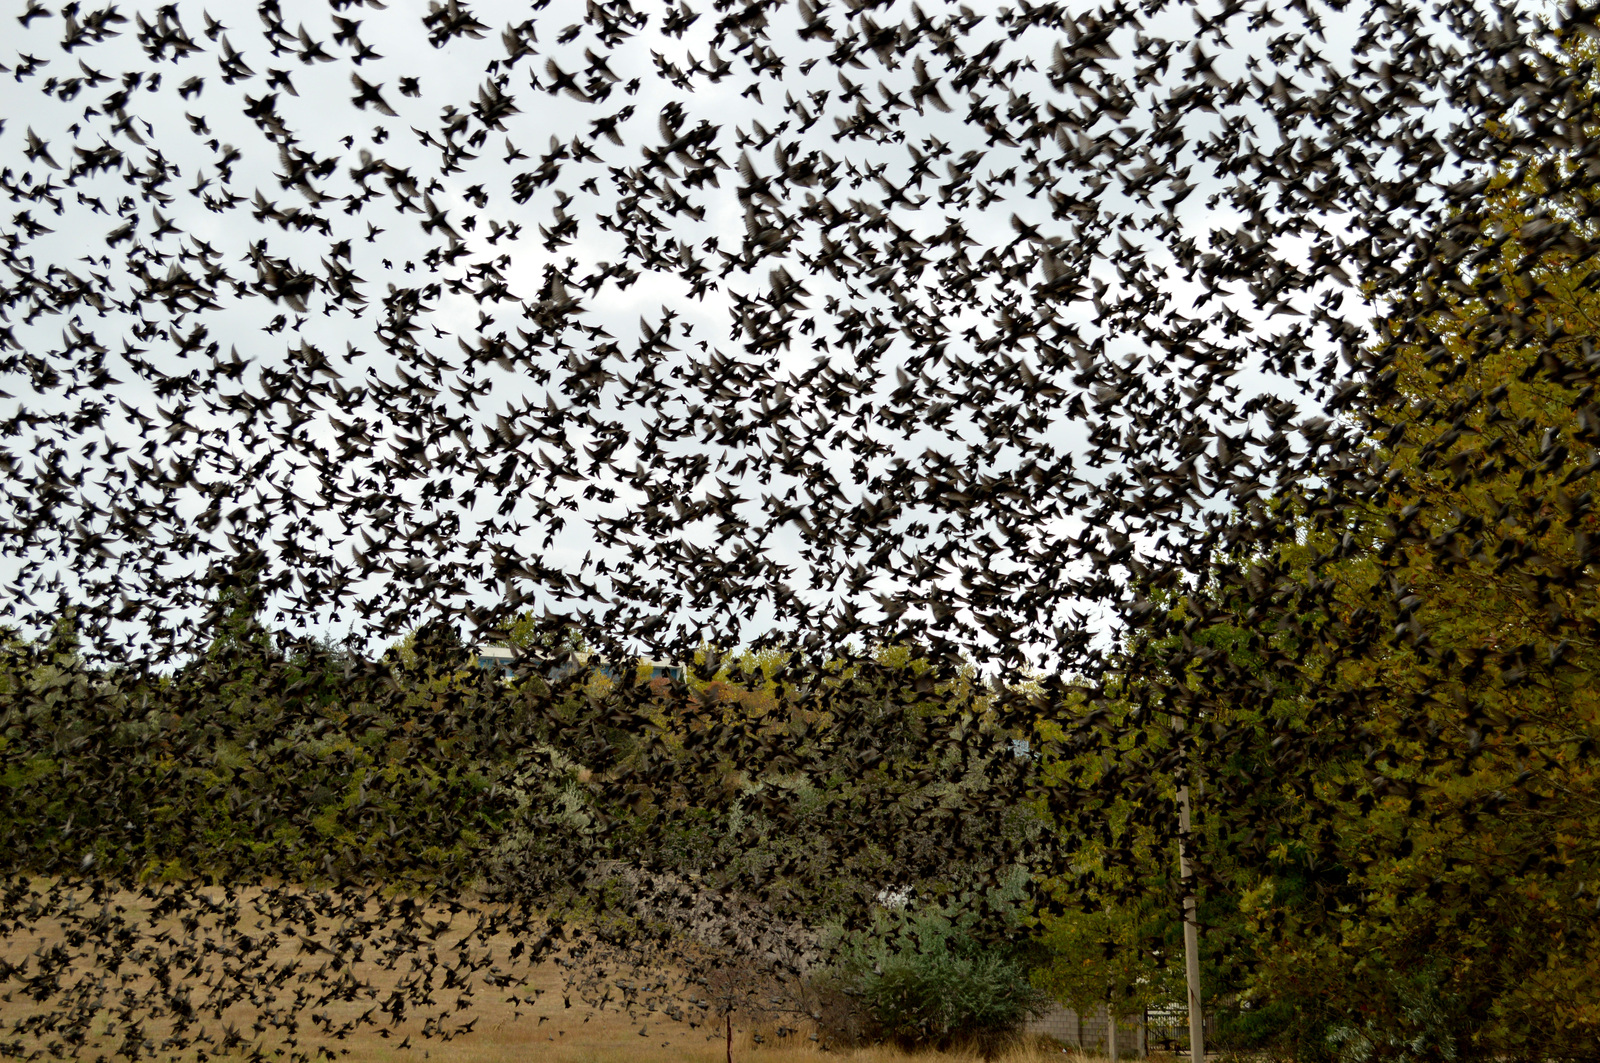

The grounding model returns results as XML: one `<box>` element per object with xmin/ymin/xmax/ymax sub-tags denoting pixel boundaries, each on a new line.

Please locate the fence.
<box><xmin>1027</xmin><ymin>1005</ymin><xmax>1145</xmax><ymax>1056</ymax></box>
<box><xmin>1027</xmin><ymin>1004</ymin><xmax>1210</xmax><ymax>1057</ymax></box>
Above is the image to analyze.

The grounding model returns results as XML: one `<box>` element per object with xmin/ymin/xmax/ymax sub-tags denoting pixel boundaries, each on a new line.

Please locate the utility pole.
<box><xmin>1174</xmin><ymin>716</ymin><xmax>1204</xmax><ymax>1063</ymax></box>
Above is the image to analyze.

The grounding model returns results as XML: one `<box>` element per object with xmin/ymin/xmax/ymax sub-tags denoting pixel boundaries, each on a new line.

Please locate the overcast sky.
<box><xmin>0</xmin><ymin>0</ymin><xmax>1519</xmax><ymax>668</ymax></box>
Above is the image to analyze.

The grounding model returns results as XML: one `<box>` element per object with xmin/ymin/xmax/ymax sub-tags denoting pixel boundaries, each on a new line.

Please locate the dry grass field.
<box><xmin>0</xmin><ymin>880</ymin><xmax>1134</xmax><ymax>1063</ymax></box>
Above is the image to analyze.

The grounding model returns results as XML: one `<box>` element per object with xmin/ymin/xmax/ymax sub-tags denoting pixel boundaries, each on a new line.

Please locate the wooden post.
<box><xmin>1175</xmin><ymin>716</ymin><xmax>1204</xmax><ymax>1063</ymax></box>
<box><xmin>1177</xmin><ymin>780</ymin><xmax>1204</xmax><ymax>1063</ymax></box>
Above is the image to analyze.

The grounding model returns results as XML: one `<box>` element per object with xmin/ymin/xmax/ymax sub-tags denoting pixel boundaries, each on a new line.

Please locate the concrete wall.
<box><xmin>1026</xmin><ymin>1004</ymin><xmax>1146</xmax><ymax>1057</ymax></box>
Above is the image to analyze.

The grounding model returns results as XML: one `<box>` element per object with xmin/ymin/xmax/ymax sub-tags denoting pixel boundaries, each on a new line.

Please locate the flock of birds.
<box><xmin>0</xmin><ymin>0</ymin><xmax>1573</xmax><ymax>670</ymax></box>
<box><xmin>1</xmin><ymin>0</ymin><xmax>1598</xmax><ymax>1057</ymax></box>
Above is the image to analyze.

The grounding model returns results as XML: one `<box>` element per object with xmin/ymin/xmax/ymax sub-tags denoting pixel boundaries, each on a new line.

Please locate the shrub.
<box><xmin>816</xmin><ymin>904</ymin><xmax>1051</xmax><ymax>1058</ymax></box>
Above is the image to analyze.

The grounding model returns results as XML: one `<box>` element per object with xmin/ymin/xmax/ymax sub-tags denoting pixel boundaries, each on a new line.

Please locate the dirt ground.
<box><xmin>0</xmin><ymin>879</ymin><xmax>1119</xmax><ymax>1063</ymax></box>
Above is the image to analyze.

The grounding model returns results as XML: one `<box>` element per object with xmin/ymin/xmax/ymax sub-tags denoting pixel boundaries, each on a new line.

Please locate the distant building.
<box><xmin>639</xmin><ymin>660</ymin><xmax>685</xmax><ymax>681</ymax></box>
<box><xmin>474</xmin><ymin>644</ymin><xmax>683</xmax><ymax>682</ymax></box>
<box><xmin>475</xmin><ymin>645</ymin><xmax>516</xmax><ymax>676</ymax></box>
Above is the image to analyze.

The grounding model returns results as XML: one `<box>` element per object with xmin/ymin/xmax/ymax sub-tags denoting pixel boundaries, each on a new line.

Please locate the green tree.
<box><xmin>1117</xmin><ymin>47</ymin><xmax>1600</xmax><ymax>1059</ymax></box>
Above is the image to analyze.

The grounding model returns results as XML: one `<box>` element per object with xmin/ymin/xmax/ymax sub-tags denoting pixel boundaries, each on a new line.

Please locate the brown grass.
<box><xmin>294</xmin><ymin>1040</ymin><xmax>1127</xmax><ymax>1063</ymax></box>
<box><xmin>0</xmin><ymin>880</ymin><xmax>1126</xmax><ymax>1063</ymax></box>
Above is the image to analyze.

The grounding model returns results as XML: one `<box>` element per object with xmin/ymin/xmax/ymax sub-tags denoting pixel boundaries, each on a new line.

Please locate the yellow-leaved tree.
<box><xmin>1219</xmin><ymin>31</ymin><xmax>1600</xmax><ymax>1062</ymax></box>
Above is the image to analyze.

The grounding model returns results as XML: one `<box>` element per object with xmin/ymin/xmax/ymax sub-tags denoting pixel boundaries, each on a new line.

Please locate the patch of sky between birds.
<box><xmin>0</xmin><ymin>0</ymin><xmax>1505</xmax><ymax>668</ymax></box>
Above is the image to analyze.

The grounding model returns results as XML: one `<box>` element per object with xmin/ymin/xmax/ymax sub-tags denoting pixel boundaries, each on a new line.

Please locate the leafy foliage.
<box><xmin>818</xmin><ymin>887</ymin><xmax>1050</xmax><ymax>1058</ymax></box>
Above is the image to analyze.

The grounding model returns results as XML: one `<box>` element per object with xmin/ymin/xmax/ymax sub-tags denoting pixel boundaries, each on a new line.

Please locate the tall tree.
<box><xmin>1107</xmin><ymin>35</ymin><xmax>1600</xmax><ymax>1059</ymax></box>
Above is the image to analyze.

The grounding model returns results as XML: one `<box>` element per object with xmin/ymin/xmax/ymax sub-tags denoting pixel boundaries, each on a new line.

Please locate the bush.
<box><xmin>816</xmin><ymin>904</ymin><xmax>1051</xmax><ymax>1058</ymax></box>
<box><xmin>1320</xmin><ymin>962</ymin><xmax>1474</xmax><ymax>1063</ymax></box>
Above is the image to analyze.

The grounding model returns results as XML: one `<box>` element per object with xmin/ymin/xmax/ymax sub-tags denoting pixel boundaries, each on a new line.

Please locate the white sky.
<box><xmin>0</xmin><ymin>0</ymin><xmax>1534</xmax><ymax>670</ymax></box>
